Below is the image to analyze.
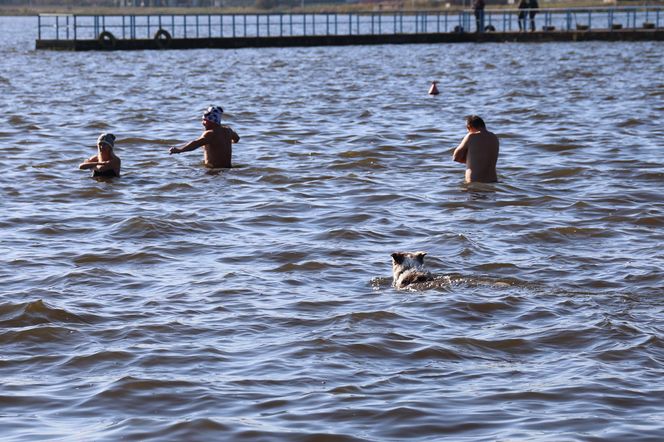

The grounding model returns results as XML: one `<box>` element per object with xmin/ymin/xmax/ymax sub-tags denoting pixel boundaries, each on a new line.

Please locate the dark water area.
<box><xmin>1</xmin><ymin>16</ymin><xmax>663</xmax><ymax>441</ymax></box>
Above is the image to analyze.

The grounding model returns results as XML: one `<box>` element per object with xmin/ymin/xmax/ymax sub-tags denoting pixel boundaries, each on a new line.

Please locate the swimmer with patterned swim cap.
<box><xmin>169</xmin><ymin>105</ymin><xmax>240</xmax><ymax>168</ymax></box>
<box><xmin>79</xmin><ymin>133</ymin><xmax>121</xmax><ymax>178</ymax></box>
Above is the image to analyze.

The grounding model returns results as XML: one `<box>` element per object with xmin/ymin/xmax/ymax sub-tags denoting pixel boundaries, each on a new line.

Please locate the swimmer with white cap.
<box><xmin>79</xmin><ymin>133</ymin><xmax>121</xmax><ymax>177</ymax></box>
<box><xmin>169</xmin><ymin>105</ymin><xmax>240</xmax><ymax>169</ymax></box>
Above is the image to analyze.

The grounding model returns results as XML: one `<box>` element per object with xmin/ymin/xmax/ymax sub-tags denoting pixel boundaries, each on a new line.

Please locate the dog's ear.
<box><xmin>391</xmin><ymin>252</ymin><xmax>404</xmax><ymax>264</ymax></box>
<box><xmin>415</xmin><ymin>252</ymin><xmax>427</xmax><ymax>264</ymax></box>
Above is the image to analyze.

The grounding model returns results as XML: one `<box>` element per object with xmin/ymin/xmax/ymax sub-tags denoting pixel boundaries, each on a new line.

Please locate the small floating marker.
<box><xmin>428</xmin><ymin>81</ymin><xmax>440</xmax><ymax>96</ymax></box>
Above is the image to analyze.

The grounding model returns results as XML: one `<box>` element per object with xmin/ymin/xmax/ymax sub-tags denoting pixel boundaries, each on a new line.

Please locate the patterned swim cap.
<box><xmin>97</xmin><ymin>133</ymin><xmax>116</xmax><ymax>148</ymax></box>
<box><xmin>202</xmin><ymin>106</ymin><xmax>224</xmax><ymax>125</ymax></box>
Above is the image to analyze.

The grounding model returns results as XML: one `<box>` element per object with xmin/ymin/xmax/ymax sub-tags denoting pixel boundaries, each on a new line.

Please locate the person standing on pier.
<box><xmin>169</xmin><ymin>106</ymin><xmax>240</xmax><ymax>169</ymax></box>
<box><xmin>517</xmin><ymin>0</ymin><xmax>529</xmax><ymax>31</ymax></box>
<box><xmin>472</xmin><ymin>0</ymin><xmax>485</xmax><ymax>32</ymax></box>
<box><xmin>452</xmin><ymin>115</ymin><xmax>499</xmax><ymax>183</ymax></box>
<box><xmin>529</xmin><ymin>0</ymin><xmax>539</xmax><ymax>32</ymax></box>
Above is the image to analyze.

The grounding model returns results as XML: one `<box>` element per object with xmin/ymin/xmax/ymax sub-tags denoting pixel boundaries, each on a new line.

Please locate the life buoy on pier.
<box><xmin>98</xmin><ymin>31</ymin><xmax>117</xmax><ymax>50</ymax></box>
<box><xmin>154</xmin><ymin>29</ymin><xmax>172</xmax><ymax>50</ymax></box>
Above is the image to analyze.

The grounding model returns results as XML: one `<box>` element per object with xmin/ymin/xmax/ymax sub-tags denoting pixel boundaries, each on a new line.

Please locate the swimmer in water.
<box><xmin>79</xmin><ymin>133</ymin><xmax>121</xmax><ymax>178</ymax></box>
<box><xmin>169</xmin><ymin>105</ymin><xmax>240</xmax><ymax>168</ymax></box>
<box><xmin>452</xmin><ymin>115</ymin><xmax>499</xmax><ymax>183</ymax></box>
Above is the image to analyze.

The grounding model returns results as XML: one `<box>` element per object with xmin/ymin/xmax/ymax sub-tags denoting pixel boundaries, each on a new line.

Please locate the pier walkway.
<box><xmin>36</xmin><ymin>7</ymin><xmax>663</xmax><ymax>51</ymax></box>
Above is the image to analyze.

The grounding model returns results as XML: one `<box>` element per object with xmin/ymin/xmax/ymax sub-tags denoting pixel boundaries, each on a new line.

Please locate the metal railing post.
<box><xmin>608</xmin><ymin>10</ymin><xmax>612</xmax><ymax>30</ymax></box>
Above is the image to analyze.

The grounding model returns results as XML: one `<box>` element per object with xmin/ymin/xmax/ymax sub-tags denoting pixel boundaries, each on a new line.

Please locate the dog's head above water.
<box><xmin>391</xmin><ymin>251</ymin><xmax>434</xmax><ymax>289</ymax></box>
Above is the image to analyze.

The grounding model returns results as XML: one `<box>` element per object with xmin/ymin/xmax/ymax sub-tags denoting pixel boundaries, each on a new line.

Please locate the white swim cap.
<box><xmin>202</xmin><ymin>106</ymin><xmax>224</xmax><ymax>125</ymax></box>
<box><xmin>97</xmin><ymin>133</ymin><xmax>116</xmax><ymax>148</ymax></box>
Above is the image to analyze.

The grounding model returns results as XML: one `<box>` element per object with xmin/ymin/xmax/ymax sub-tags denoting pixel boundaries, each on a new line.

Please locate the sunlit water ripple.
<box><xmin>0</xmin><ymin>16</ymin><xmax>663</xmax><ymax>441</ymax></box>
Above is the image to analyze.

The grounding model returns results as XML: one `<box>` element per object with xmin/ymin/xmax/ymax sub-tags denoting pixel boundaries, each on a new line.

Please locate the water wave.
<box><xmin>1</xmin><ymin>20</ymin><xmax>662</xmax><ymax>441</ymax></box>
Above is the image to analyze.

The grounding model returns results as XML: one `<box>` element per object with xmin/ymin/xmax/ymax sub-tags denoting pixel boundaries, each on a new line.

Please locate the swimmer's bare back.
<box><xmin>203</xmin><ymin>126</ymin><xmax>240</xmax><ymax>168</ymax></box>
<box><xmin>453</xmin><ymin>131</ymin><xmax>499</xmax><ymax>183</ymax></box>
<box><xmin>170</xmin><ymin>125</ymin><xmax>239</xmax><ymax>168</ymax></box>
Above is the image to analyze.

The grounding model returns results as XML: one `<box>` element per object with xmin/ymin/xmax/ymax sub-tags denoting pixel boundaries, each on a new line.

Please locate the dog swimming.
<box><xmin>391</xmin><ymin>251</ymin><xmax>435</xmax><ymax>289</ymax></box>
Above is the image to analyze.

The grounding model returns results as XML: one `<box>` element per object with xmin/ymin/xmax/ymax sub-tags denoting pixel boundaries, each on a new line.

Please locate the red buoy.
<box><xmin>428</xmin><ymin>81</ymin><xmax>440</xmax><ymax>95</ymax></box>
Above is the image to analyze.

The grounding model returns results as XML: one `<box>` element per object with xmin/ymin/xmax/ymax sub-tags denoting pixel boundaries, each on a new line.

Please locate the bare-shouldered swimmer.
<box><xmin>79</xmin><ymin>133</ymin><xmax>121</xmax><ymax>178</ymax></box>
<box><xmin>169</xmin><ymin>105</ymin><xmax>240</xmax><ymax>168</ymax></box>
<box><xmin>452</xmin><ymin>115</ymin><xmax>499</xmax><ymax>183</ymax></box>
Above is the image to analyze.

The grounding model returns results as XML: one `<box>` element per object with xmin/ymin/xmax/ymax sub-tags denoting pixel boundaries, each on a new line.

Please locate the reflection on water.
<box><xmin>1</xmin><ymin>16</ymin><xmax>663</xmax><ymax>441</ymax></box>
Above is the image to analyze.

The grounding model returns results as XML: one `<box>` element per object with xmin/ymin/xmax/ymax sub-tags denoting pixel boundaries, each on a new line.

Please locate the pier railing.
<box><xmin>38</xmin><ymin>6</ymin><xmax>662</xmax><ymax>42</ymax></box>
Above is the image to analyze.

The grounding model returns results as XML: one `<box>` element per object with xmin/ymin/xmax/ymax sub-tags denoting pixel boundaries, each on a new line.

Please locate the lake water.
<box><xmin>1</xmin><ymin>16</ymin><xmax>663</xmax><ymax>441</ymax></box>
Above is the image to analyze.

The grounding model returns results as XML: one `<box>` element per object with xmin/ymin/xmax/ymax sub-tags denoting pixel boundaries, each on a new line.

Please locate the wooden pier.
<box><xmin>36</xmin><ymin>7</ymin><xmax>663</xmax><ymax>51</ymax></box>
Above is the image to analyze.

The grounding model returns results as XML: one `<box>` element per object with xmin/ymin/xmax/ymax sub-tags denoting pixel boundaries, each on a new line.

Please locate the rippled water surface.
<box><xmin>1</xmin><ymin>16</ymin><xmax>663</xmax><ymax>441</ymax></box>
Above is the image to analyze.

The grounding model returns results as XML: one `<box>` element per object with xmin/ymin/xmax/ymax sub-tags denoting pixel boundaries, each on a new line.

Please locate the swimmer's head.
<box><xmin>97</xmin><ymin>133</ymin><xmax>116</xmax><ymax>149</ymax></box>
<box><xmin>465</xmin><ymin>115</ymin><xmax>486</xmax><ymax>131</ymax></box>
<box><xmin>202</xmin><ymin>106</ymin><xmax>224</xmax><ymax>126</ymax></box>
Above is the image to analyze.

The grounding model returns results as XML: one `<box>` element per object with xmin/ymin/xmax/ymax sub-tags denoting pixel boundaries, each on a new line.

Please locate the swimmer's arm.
<box><xmin>231</xmin><ymin>129</ymin><xmax>240</xmax><ymax>143</ymax></box>
<box><xmin>169</xmin><ymin>133</ymin><xmax>210</xmax><ymax>154</ymax></box>
<box><xmin>453</xmin><ymin>135</ymin><xmax>470</xmax><ymax>164</ymax></box>
<box><xmin>79</xmin><ymin>155</ymin><xmax>100</xmax><ymax>170</ymax></box>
